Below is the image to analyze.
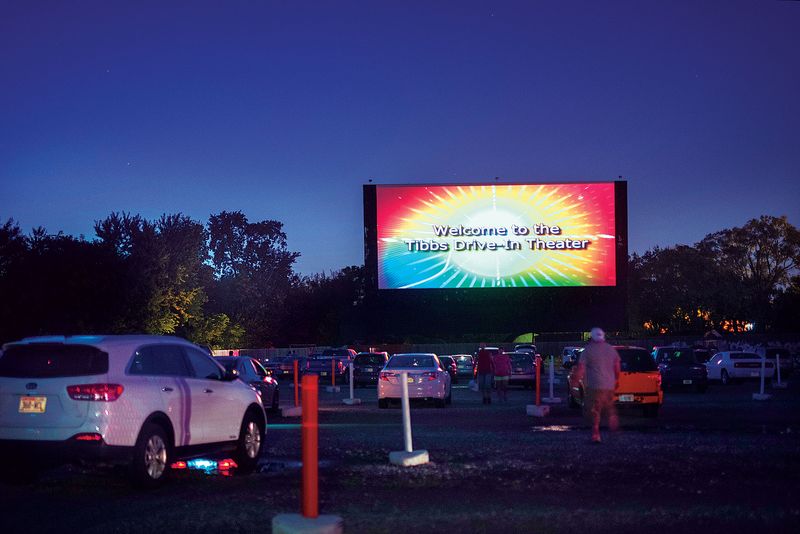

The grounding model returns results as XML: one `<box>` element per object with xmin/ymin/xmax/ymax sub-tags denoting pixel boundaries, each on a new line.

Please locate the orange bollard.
<box><xmin>301</xmin><ymin>374</ymin><xmax>319</xmax><ymax>519</ymax></box>
<box><xmin>294</xmin><ymin>359</ymin><xmax>300</xmax><ymax>407</ymax></box>
<box><xmin>535</xmin><ymin>355</ymin><xmax>542</xmax><ymax>406</ymax></box>
<box><xmin>331</xmin><ymin>359</ymin><xmax>336</xmax><ymax>387</ymax></box>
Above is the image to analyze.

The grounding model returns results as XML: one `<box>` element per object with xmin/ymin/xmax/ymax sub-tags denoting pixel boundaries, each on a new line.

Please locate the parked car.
<box><xmin>0</xmin><ymin>335</ymin><xmax>266</xmax><ymax>487</ymax></box>
<box><xmin>561</xmin><ymin>346</ymin><xmax>582</xmax><ymax>366</ymax></box>
<box><xmin>452</xmin><ymin>354</ymin><xmax>475</xmax><ymax>377</ymax></box>
<box><xmin>566</xmin><ymin>346</ymin><xmax>663</xmax><ymax>417</ymax></box>
<box><xmin>304</xmin><ymin>355</ymin><xmax>347</xmax><ymax>383</ymax></box>
<box><xmin>706</xmin><ymin>351</ymin><xmax>775</xmax><ymax>385</ymax></box>
<box><xmin>321</xmin><ymin>348</ymin><xmax>357</xmax><ymax>369</ymax></box>
<box><xmin>514</xmin><ymin>344</ymin><xmax>537</xmax><ymax>354</ymax></box>
<box><xmin>263</xmin><ymin>355</ymin><xmax>307</xmax><ymax>380</ymax></box>
<box><xmin>506</xmin><ymin>352</ymin><xmax>535</xmax><ymax>388</ymax></box>
<box><xmin>215</xmin><ymin>356</ymin><xmax>280</xmax><ymax>411</ymax></box>
<box><xmin>438</xmin><ymin>355</ymin><xmax>459</xmax><ymax>384</ymax></box>
<box><xmin>352</xmin><ymin>352</ymin><xmax>389</xmax><ymax>387</ymax></box>
<box><xmin>378</xmin><ymin>353</ymin><xmax>451</xmax><ymax>408</ymax></box>
<box><xmin>653</xmin><ymin>347</ymin><xmax>708</xmax><ymax>392</ymax></box>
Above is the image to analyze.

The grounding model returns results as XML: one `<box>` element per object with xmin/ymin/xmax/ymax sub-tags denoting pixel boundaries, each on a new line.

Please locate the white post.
<box><xmin>388</xmin><ymin>370</ymin><xmax>429</xmax><ymax>466</ymax></box>
<box><xmin>753</xmin><ymin>355</ymin><xmax>772</xmax><ymax>400</ymax></box>
<box><xmin>549</xmin><ymin>355</ymin><xmax>555</xmax><ymax>399</ymax></box>
<box><xmin>342</xmin><ymin>362</ymin><xmax>361</xmax><ymax>405</ymax></box>
<box><xmin>541</xmin><ymin>355</ymin><xmax>561</xmax><ymax>404</ymax></box>
<box><xmin>401</xmin><ymin>371</ymin><xmax>413</xmax><ymax>453</ymax></box>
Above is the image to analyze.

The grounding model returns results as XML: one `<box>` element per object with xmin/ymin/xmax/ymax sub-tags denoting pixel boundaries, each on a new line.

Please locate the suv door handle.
<box><xmin>162</xmin><ymin>387</ymin><xmax>174</xmax><ymax>392</ymax></box>
<box><xmin>204</xmin><ymin>388</ymin><xmax>214</xmax><ymax>393</ymax></box>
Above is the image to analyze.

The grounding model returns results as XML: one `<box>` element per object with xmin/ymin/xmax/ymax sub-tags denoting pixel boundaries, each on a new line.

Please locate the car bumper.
<box><xmin>378</xmin><ymin>381</ymin><xmax>446</xmax><ymax>399</ymax></box>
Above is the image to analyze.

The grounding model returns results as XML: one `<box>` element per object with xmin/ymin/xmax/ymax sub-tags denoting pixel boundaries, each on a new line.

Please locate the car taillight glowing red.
<box><xmin>422</xmin><ymin>372</ymin><xmax>438</xmax><ymax>381</ymax></box>
<box><xmin>74</xmin><ymin>433</ymin><xmax>103</xmax><ymax>441</ymax></box>
<box><xmin>67</xmin><ymin>384</ymin><xmax>124</xmax><ymax>401</ymax></box>
<box><xmin>379</xmin><ymin>372</ymin><xmax>393</xmax><ymax>381</ymax></box>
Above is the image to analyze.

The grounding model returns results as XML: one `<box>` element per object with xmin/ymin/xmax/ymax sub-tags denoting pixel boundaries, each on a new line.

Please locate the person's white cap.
<box><xmin>590</xmin><ymin>327</ymin><xmax>605</xmax><ymax>342</ymax></box>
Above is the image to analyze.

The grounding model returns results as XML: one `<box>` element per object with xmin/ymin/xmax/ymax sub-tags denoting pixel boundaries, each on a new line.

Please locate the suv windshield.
<box><xmin>355</xmin><ymin>354</ymin><xmax>387</xmax><ymax>365</ymax></box>
<box><xmin>387</xmin><ymin>355</ymin><xmax>435</xmax><ymax>368</ymax></box>
<box><xmin>618</xmin><ymin>349</ymin><xmax>658</xmax><ymax>372</ymax></box>
<box><xmin>658</xmin><ymin>349</ymin><xmax>696</xmax><ymax>366</ymax></box>
<box><xmin>0</xmin><ymin>344</ymin><xmax>109</xmax><ymax>378</ymax></box>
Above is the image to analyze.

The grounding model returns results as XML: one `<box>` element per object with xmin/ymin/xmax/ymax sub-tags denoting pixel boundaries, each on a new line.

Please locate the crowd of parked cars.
<box><xmin>1</xmin><ymin>334</ymin><xmax>795</xmax><ymax>489</ymax></box>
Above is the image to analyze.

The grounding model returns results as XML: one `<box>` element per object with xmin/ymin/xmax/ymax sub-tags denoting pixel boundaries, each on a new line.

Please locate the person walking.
<box><xmin>475</xmin><ymin>344</ymin><xmax>495</xmax><ymax>404</ymax></box>
<box><xmin>493</xmin><ymin>350</ymin><xmax>512</xmax><ymax>402</ymax></box>
<box><xmin>572</xmin><ymin>327</ymin><xmax>620</xmax><ymax>443</ymax></box>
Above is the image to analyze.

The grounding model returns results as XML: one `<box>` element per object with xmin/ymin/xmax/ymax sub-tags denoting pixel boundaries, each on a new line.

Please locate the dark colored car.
<box><xmin>263</xmin><ymin>355</ymin><xmax>307</xmax><ymax>380</ymax></box>
<box><xmin>215</xmin><ymin>356</ymin><xmax>281</xmax><ymax>411</ymax></box>
<box><xmin>352</xmin><ymin>352</ymin><xmax>389</xmax><ymax>387</ymax></box>
<box><xmin>452</xmin><ymin>354</ymin><xmax>475</xmax><ymax>377</ymax></box>
<box><xmin>305</xmin><ymin>355</ymin><xmax>347</xmax><ymax>383</ymax></box>
<box><xmin>654</xmin><ymin>348</ymin><xmax>708</xmax><ymax>392</ymax></box>
<box><xmin>438</xmin><ymin>355</ymin><xmax>459</xmax><ymax>384</ymax></box>
<box><xmin>507</xmin><ymin>352</ymin><xmax>535</xmax><ymax>388</ymax></box>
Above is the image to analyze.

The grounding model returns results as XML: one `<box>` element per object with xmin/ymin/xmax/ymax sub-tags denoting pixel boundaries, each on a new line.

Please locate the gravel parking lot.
<box><xmin>2</xmin><ymin>377</ymin><xmax>798</xmax><ymax>534</ymax></box>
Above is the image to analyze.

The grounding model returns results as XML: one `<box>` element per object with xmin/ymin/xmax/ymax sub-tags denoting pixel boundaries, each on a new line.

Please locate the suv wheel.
<box><xmin>721</xmin><ymin>369</ymin><xmax>730</xmax><ymax>385</ymax></box>
<box><xmin>234</xmin><ymin>412</ymin><xmax>264</xmax><ymax>475</ymax></box>
<box><xmin>130</xmin><ymin>423</ymin><xmax>170</xmax><ymax>489</ymax></box>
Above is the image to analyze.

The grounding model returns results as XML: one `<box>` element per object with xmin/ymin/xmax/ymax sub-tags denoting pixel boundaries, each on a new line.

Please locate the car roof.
<box><xmin>5</xmin><ymin>334</ymin><xmax>197</xmax><ymax>352</ymax></box>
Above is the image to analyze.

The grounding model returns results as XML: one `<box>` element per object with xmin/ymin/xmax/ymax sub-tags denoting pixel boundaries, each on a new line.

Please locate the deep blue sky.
<box><xmin>2</xmin><ymin>1</ymin><xmax>798</xmax><ymax>274</ymax></box>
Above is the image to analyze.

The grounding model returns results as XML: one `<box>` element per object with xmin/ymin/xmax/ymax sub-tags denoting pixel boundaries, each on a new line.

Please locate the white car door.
<box><xmin>129</xmin><ymin>344</ymin><xmax>199</xmax><ymax>446</ymax></box>
<box><xmin>184</xmin><ymin>347</ymin><xmax>245</xmax><ymax>443</ymax></box>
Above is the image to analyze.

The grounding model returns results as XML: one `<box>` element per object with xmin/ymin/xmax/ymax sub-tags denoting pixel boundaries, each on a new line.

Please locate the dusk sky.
<box><xmin>1</xmin><ymin>1</ymin><xmax>798</xmax><ymax>275</ymax></box>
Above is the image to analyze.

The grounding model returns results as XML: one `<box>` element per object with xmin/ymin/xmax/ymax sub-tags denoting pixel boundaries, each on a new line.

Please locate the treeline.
<box><xmin>0</xmin><ymin>211</ymin><xmax>364</xmax><ymax>347</ymax></box>
<box><xmin>628</xmin><ymin>215</ymin><xmax>800</xmax><ymax>335</ymax></box>
<box><xmin>1</xmin><ymin>213</ymin><xmax>798</xmax><ymax>346</ymax></box>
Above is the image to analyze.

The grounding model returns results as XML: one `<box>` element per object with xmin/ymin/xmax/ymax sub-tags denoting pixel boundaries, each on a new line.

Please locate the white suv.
<box><xmin>0</xmin><ymin>335</ymin><xmax>266</xmax><ymax>487</ymax></box>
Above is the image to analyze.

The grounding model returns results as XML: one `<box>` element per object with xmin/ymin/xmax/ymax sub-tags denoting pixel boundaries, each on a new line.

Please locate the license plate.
<box><xmin>321</xmin><ymin>372</ymin><xmax>328</xmax><ymax>376</ymax></box>
<box><xmin>618</xmin><ymin>394</ymin><xmax>634</xmax><ymax>402</ymax></box>
<box><xmin>750</xmin><ymin>372</ymin><xmax>759</xmax><ymax>377</ymax></box>
<box><xmin>364</xmin><ymin>368</ymin><xmax>373</xmax><ymax>372</ymax></box>
<box><xmin>683</xmin><ymin>379</ymin><xmax>693</xmax><ymax>385</ymax></box>
<box><xmin>19</xmin><ymin>396</ymin><xmax>47</xmax><ymax>414</ymax></box>
<box><xmin>407</xmin><ymin>377</ymin><xmax>415</xmax><ymax>383</ymax></box>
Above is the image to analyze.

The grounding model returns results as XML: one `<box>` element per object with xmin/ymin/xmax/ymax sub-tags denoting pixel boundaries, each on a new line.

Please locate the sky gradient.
<box><xmin>1</xmin><ymin>1</ymin><xmax>798</xmax><ymax>274</ymax></box>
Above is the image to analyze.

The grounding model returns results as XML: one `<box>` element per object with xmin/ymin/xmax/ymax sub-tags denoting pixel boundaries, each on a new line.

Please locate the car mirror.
<box><xmin>223</xmin><ymin>368</ymin><xmax>239</xmax><ymax>381</ymax></box>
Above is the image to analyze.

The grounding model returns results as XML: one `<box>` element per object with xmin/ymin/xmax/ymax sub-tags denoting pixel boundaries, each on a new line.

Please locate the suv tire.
<box><xmin>233</xmin><ymin>411</ymin><xmax>264</xmax><ymax>475</ymax></box>
<box><xmin>129</xmin><ymin>423</ymin><xmax>170</xmax><ymax>489</ymax></box>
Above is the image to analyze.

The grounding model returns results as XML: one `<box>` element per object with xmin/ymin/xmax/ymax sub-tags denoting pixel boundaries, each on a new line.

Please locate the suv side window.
<box><xmin>185</xmin><ymin>347</ymin><xmax>224</xmax><ymax>380</ymax></box>
<box><xmin>129</xmin><ymin>345</ymin><xmax>191</xmax><ymax>376</ymax></box>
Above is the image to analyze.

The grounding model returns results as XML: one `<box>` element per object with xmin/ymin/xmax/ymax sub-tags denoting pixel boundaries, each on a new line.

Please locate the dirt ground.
<box><xmin>1</xmin><ymin>376</ymin><xmax>798</xmax><ymax>534</ymax></box>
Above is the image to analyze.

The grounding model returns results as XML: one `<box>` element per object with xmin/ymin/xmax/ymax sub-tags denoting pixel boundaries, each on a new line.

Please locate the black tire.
<box><xmin>378</xmin><ymin>398</ymin><xmax>389</xmax><ymax>409</ymax></box>
<box><xmin>643</xmin><ymin>405</ymin><xmax>659</xmax><ymax>418</ymax></box>
<box><xmin>721</xmin><ymin>369</ymin><xmax>730</xmax><ymax>385</ymax></box>
<box><xmin>271</xmin><ymin>389</ymin><xmax>280</xmax><ymax>412</ymax></box>
<box><xmin>445</xmin><ymin>387</ymin><xmax>452</xmax><ymax>405</ymax></box>
<box><xmin>129</xmin><ymin>423</ymin><xmax>170</xmax><ymax>489</ymax></box>
<box><xmin>233</xmin><ymin>410</ymin><xmax>264</xmax><ymax>475</ymax></box>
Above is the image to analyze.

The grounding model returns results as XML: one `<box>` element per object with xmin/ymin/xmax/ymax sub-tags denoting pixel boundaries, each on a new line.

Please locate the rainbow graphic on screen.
<box><xmin>376</xmin><ymin>183</ymin><xmax>617</xmax><ymax>289</ymax></box>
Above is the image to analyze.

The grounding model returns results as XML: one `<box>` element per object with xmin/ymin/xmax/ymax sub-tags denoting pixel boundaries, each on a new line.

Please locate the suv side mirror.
<box><xmin>223</xmin><ymin>368</ymin><xmax>239</xmax><ymax>381</ymax></box>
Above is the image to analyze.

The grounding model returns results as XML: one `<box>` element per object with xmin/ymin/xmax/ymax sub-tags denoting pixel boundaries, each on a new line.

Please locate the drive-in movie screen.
<box><xmin>375</xmin><ymin>183</ymin><xmax>617</xmax><ymax>289</ymax></box>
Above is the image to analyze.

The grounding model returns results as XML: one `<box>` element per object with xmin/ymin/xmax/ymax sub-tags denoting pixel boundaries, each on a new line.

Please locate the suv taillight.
<box><xmin>67</xmin><ymin>384</ymin><xmax>124</xmax><ymax>401</ymax></box>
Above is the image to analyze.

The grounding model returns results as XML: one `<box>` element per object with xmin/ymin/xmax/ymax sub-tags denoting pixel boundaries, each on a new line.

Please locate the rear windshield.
<box><xmin>658</xmin><ymin>349</ymin><xmax>696</xmax><ymax>365</ymax></box>
<box><xmin>618</xmin><ymin>349</ymin><xmax>657</xmax><ymax>372</ymax></box>
<box><xmin>511</xmin><ymin>354</ymin><xmax>534</xmax><ymax>365</ymax></box>
<box><xmin>455</xmin><ymin>356</ymin><xmax>473</xmax><ymax>363</ymax></box>
<box><xmin>216</xmin><ymin>359</ymin><xmax>237</xmax><ymax>372</ymax></box>
<box><xmin>387</xmin><ymin>355</ymin><xmax>435</xmax><ymax>368</ymax></box>
<box><xmin>355</xmin><ymin>354</ymin><xmax>387</xmax><ymax>365</ymax></box>
<box><xmin>439</xmin><ymin>357</ymin><xmax>454</xmax><ymax>365</ymax></box>
<box><xmin>0</xmin><ymin>344</ymin><xmax>109</xmax><ymax>378</ymax></box>
<box><xmin>731</xmin><ymin>353</ymin><xmax>760</xmax><ymax>360</ymax></box>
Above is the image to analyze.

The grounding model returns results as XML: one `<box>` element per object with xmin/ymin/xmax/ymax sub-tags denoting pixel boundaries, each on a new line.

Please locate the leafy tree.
<box><xmin>699</xmin><ymin>215</ymin><xmax>800</xmax><ymax>331</ymax></box>
<box><xmin>206</xmin><ymin>211</ymin><xmax>299</xmax><ymax>346</ymax></box>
